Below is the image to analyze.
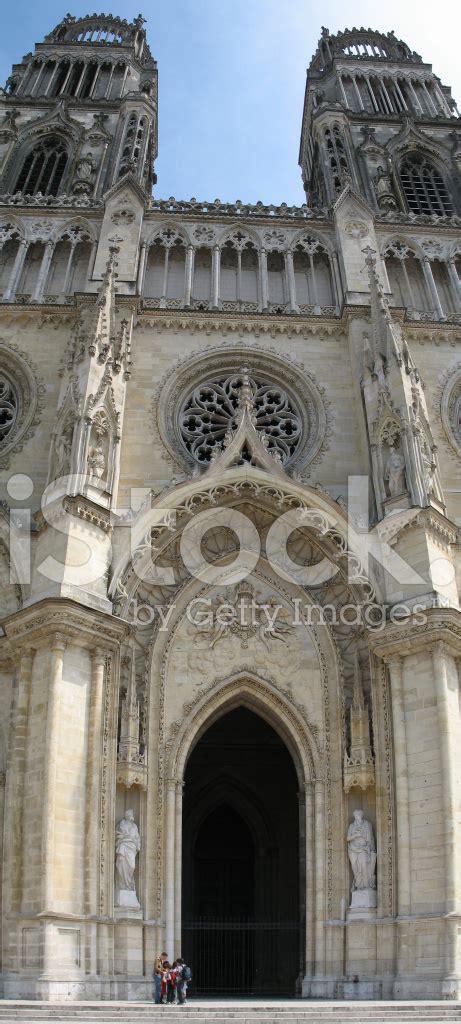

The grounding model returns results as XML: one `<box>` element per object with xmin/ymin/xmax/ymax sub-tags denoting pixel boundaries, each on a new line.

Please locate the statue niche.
<box><xmin>381</xmin><ymin>422</ymin><xmax>407</xmax><ymax>500</ymax></box>
<box><xmin>347</xmin><ymin>809</ymin><xmax>377</xmax><ymax>919</ymax></box>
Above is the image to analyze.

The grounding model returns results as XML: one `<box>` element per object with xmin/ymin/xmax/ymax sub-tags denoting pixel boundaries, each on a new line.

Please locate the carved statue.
<box><xmin>75</xmin><ymin>153</ymin><xmax>94</xmax><ymax>182</ymax></box>
<box><xmin>87</xmin><ymin>444</ymin><xmax>106</xmax><ymax>480</ymax></box>
<box><xmin>347</xmin><ymin>809</ymin><xmax>376</xmax><ymax>890</ymax></box>
<box><xmin>115</xmin><ymin>809</ymin><xmax>141</xmax><ymax>898</ymax></box>
<box><xmin>54</xmin><ymin>428</ymin><xmax>72</xmax><ymax>479</ymax></box>
<box><xmin>374</xmin><ymin>165</ymin><xmax>397</xmax><ymax>210</ymax></box>
<box><xmin>384</xmin><ymin>444</ymin><xmax>406</xmax><ymax>497</ymax></box>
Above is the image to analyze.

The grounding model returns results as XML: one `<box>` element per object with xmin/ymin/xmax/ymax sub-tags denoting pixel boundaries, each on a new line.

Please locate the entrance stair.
<box><xmin>2</xmin><ymin>1002</ymin><xmax>461</xmax><ymax>1024</ymax></box>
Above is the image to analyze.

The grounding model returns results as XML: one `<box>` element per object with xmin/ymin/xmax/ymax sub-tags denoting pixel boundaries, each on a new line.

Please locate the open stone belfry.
<box><xmin>0</xmin><ymin>12</ymin><xmax>460</xmax><ymax>1003</ymax></box>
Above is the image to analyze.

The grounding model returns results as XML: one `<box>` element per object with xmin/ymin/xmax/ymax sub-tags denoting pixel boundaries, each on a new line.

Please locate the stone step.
<box><xmin>1</xmin><ymin>1005</ymin><xmax>461</xmax><ymax>1024</ymax></box>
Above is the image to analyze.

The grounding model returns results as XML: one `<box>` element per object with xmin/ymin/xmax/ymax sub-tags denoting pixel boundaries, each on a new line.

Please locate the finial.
<box><xmin>237</xmin><ymin>367</ymin><xmax>255</xmax><ymax>413</ymax></box>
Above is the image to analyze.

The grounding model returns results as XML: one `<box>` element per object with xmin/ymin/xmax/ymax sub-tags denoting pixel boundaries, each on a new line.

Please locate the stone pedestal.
<box><xmin>348</xmin><ymin>888</ymin><xmax>377</xmax><ymax>920</ymax></box>
<box><xmin>114</xmin><ymin>889</ymin><xmax>141</xmax><ymax>919</ymax></box>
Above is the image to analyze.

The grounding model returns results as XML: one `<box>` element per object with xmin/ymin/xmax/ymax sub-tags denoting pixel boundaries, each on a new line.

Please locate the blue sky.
<box><xmin>1</xmin><ymin>0</ymin><xmax>459</xmax><ymax>205</ymax></box>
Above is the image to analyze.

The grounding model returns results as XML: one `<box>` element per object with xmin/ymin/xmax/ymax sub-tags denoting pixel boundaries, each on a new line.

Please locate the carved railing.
<box><xmin>148</xmin><ymin>196</ymin><xmax>328</xmax><ymax>220</ymax></box>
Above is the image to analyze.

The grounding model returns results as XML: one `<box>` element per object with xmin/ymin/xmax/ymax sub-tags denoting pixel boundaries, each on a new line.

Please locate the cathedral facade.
<box><xmin>0</xmin><ymin>13</ymin><xmax>460</xmax><ymax>1002</ymax></box>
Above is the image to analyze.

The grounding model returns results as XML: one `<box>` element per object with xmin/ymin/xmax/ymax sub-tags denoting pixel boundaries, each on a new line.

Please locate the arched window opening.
<box><xmin>70</xmin><ymin>241</ymin><xmax>92</xmax><ymax>293</ymax></box>
<box><xmin>144</xmin><ymin>239</ymin><xmax>164</xmax><ymax>300</ymax></box>
<box><xmin>79</xmin><ymin>61</ymin><xmax>98</xmax><ymax>99</ymax></box>
<box><xmin>240</xmin><ymin>244</ymin><xmax>258</xmax><ymax>305</ymax></box>
<box><xmin>36</xmin><ymin>60</ymin><xmax>55</xmax><ymax>96</ymax></box>
<box><xmin>293</xmin><ymin>239</ymin><xmax>335</xmax><ymax>310</ymax></box>
<box><xmin>400</xmin><ymin>153</ymin><xmax>452</xmax><ymax>216</ymax></box>
<box><xmin>383</xmin><ymin>243</ymin><xmax>430</xmax><ymax>313</ymax></box>
<box><xmin>220</xmin><ymin>242</ymin><xmax>238</xmax><ymax>302</ymax></box>
<box><xmin>17</xmin><ymin>242</ymin><xmax>44</xmax><ymax>298</ymax></box>
<box><xmin>46</xmin><ymin>239</ymin><xmax>70</xmax><ymax>296</ymax></box>
<box><xmin>431</xmin><ymin>260</ymin><xmax>458</xmax><ymax>316</ymax></box>
<box><xmin>192</xmin><ymin>247</ymin><xmax>212</xmax><ymax>305</ymax></box>
<box><xmin>50</xmin><ymin>61</ymin><xmax>70</xmax><ymax>96</ymax></box>
<box><xmin>0</xmin><ymin>238</ymin><xmax>20</xmax><ymax>297</ymax></box>
<box><xmin>14</xmin><ymin>137</ymin><xmax>68</xmax><ymax>197</ymax></box>
<box><xmin>93</xmin><ymin>62</ymin><xmax>112</xmax><ymax>100</ymax></box>
<box><xmin>324</xmin><ymin>123</ymin><xmax>350</xmax><ymax>192</ymax></box>
<box><xmin>267</xmin><ymin>251</ymin><xmax>286</xmax><ymax>307</ymax></box>
<box><xmin>66</xmin><ymin>60</ymin><xmax>85</xmax><ymax>97</ymax></box>
<box><xmin>166</xmin><ymin>239</ymin><xmax>186</xmax><ymax>302</ymax></box>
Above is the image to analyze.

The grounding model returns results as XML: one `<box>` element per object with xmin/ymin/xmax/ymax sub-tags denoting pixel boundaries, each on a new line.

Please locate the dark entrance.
<box><xmin>182</xmin><ymin>707</ymin><xmax>301</xmax><ymax>996</ymax></box>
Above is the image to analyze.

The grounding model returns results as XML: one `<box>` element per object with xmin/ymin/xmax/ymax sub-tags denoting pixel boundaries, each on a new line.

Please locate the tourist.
<box><xmin>175</xmin><ymin>956</ymin><xmax>192</xmax><ymax>1005</ymax></box>
<box><xmin>153</xmin><ymin>950</ymin><xmax>168</xmax><ymax>1004</ymax></box>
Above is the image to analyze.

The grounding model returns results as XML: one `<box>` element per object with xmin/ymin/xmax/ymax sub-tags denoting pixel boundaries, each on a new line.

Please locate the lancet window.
<box><xmin>324</xmin><ymin>124</ymin><xmax>350</xmax><ymax>192</ymax></box>
<box><xmin>399</xmin><ymin>153</ymin><xmax>453</xmax><ymax>216</ymax></box>
<box><xmin>14</xmin><ymin>137</ymin><xmax>68</xmax><ymax>197</ymax></box>
<box><xmin>118</xmin><ymin>113</ymin><xmax>148</xmax><ymax>178</ymax></box>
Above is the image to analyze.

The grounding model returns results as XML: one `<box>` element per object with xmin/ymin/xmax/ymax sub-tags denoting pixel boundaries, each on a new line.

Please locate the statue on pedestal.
<box><xmin>347</xmin><ymin>809</ymin><xmax>376</xmax><ymax>891</ymax></box>
<box><xmin>384</xmin><ymin>444</ymin><xmax>406</xmax><ymax>497</ymax></box>
<box><xmin>374</xmin><ymin>165</ymin><xmax>398</xmax><ymax>210</ymax></box>
<box><xmin>115</xmin><ymin>809</ymin><xmax>141</xmax><ymax>907</ymax></box>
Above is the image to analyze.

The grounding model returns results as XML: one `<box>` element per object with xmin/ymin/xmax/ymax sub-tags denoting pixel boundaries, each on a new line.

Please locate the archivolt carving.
<box><xmin>439</xmin><ymin>362</ymin><xmax>461</xmax><ymax>458</ymax></box>
<box><xmin>0</xmin><ymin>342</ymin><xmax>46</xmax><ymax>470</ymax></box>
<box><xmin>168</xmin><ymin>671</ymin><xmax>321</xmax><ymax>783</ymax></box>
<box><xmin>153</xmin><ymin>343</ymin><xmax>330</xmax><ymax>474</ymax></box>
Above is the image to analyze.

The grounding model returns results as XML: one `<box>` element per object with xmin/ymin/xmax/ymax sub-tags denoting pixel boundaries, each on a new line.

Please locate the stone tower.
<box><xmin>0</xmin><ymin>17</ymin><xmax>460</xmax><ymax>1004</ymax></box>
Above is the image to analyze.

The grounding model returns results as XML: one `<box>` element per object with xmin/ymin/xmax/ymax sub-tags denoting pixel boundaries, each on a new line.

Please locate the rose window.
<box><xmin>179</xmin><ymin>372</ymin><xmax>302</xmax><ymax>464</ymax></box>
<box><xmin>0</xmin><ymin>372</ymin><xmax>19</xmax><ymax>449</ymax></box>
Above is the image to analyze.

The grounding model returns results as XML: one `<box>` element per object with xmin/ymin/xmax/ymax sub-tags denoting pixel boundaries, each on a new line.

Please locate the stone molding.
<box><xmin>1</xmin><ymin>597</ymin><xmax>129</xmax><ymax>651</ymax></box>
<box><xmin>369</xmin><ymin>607</ymin><xmax>461</xmax><ymax>659</ymax></box>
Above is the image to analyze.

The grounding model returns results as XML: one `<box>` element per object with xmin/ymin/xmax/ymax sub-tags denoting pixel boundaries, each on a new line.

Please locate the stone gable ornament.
<box><xmin>115</xmin><ymin>809</ymin><xmax>141</xmax><ymax>910</ymax></box>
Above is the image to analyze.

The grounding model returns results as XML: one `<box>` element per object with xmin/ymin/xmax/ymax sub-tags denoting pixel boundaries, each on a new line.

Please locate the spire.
<box><xmin>362</xmin><ymin>245</ymin><xmax>402</xmax><ymax>368</ymax></box>
<box><xmin>117</xmin><ymin>643</ymin><xmax>147</xmax><ymax>789</ymax></box>
<box><xmin>344</xmin><ymin>654</ymin><xmax>375</xmax><ymax>793</ymax></box>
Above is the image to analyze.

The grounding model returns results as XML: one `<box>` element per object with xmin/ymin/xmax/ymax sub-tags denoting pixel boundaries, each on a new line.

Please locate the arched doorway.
<box><xmin>182</xmin><ymin>707</ymin><xmax>301</xmax><ymax>996</ymax></box>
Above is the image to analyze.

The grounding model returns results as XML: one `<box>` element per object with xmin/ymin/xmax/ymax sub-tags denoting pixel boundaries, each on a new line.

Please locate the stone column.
<box><xmin>285</xmin><ymin>249</ymin><xmax>298</xmax><ymax>312</ymax></box>
<box><xmin>42</xmin><ymin>635</ymin><xmax>66</xmax><ymax>910</ymax></box>
<box><xmin>3</xmin><ymin>239</ymin><xmax>28</xmax><ymax>302</ymax></box>
<box><xmin>304</xmin><ymin>782</ymin><xmax>315</xmax><ymax>977</ymax></box>
<box><xmin>31</xmin><ymin>240</ymin><xmax>54</xmax><ymax>303</ymax></box>
<box><xmin>314</xmin><ymin>779</ymin><xmax>325</xmax><ymax>974</ymax></box>
<box><xmin>432</xmin><ymin>642</ymin><xmax>458</xmax><ymax>913</ymax></box>
<box><xmin>165</xmin><ymin>778</ymin><xmax>176</xmax><ymax>958</ymax></box>
<box><xmin>136</xmin><ymin>241</ymin><xmax>147</xmax><ymax>294</ymax></box>
<box><xmin>174</xmin><ymin>780</ymin><xmax>184</xmax><ymax>958</ymax></box>
<box><xmin>447</xmin><ymin>259</ymin><xmax>461</xmax><ymax>311</ymax></box>
<box><xmin>61</xmin><ymin>242</ymin><xmax>77</xmax><ymax>298</ymax></box>
<box><xmin>5</xmin><ymin>647</ymin><xmax>34</xmax><ymax>914</ymax></box>
<box><xmin>84</xmin><ymin>648</ymin><xmax>106</xmax><ymax>977</ymax></box>
<box><xmin>386</xmin><ymin>655</ymin><xmax>411</xmax><ymax>915</ymax></box>
<box><xmin>211</xmin><ymin>245</ymin><xmax>220</xmax><ymax>309</ymax></box>
<box><xmin>160</xmin><ymin>246</ymin><xmax>170</xmax><ymax>307</ymax></box>
<box><xmin>259</xmin><ymin>248</ymin><xmax>269</xmax><ymax>311</ymax></box>
<box><xmin>421</xmin><ymin>258</ymin><xmax>445</xmax><ymax>320</ymax></box>
<box><xmin>184</xmin><ymin>245</ymin><xmax>194</xmax><ymax>307</ymax></box>
<box><xmin>85</xmin><ymin>649</ymin><xmax>106</xmax><ymax>916</ymax></box>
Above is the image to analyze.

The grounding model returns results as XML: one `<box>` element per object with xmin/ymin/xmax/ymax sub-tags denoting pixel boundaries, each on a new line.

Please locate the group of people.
<box><xmin>153</xmin><ymin>951</ymin><xmax>191</xmax><ymax>1005</ymax></box>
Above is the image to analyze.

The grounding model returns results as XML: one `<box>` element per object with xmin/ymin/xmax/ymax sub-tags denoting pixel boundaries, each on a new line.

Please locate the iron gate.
<box><xmin>182</xmin><ymin>918</ymin><xmax>302</xmax><ymax>996</ymax></box>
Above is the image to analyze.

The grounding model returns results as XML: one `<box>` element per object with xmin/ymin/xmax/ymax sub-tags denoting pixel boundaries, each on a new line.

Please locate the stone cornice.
<box><xmin>382</xmin><ymin>506</ymin><xmax>459</xmax><ymax>550</ymax></box>
<box><xmin>1</xmin><ymin>598</ymin><xmax>129</xmax><ymax>652</ymax></box>
<box><xmin>369</xmin><ymin>607</ymin><xmax>461</xmax><ymax>659</ymax></box>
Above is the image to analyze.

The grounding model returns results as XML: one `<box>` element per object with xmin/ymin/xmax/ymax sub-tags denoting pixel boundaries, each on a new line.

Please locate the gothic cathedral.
<box><xmin>0</xmin><ymin>13</ymin><xmax>460</xmax><ymax>1003</ymax></box>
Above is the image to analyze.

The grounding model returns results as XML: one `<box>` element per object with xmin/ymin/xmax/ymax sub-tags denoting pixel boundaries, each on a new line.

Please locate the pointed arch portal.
<box><xmin>181</xmin><ymin>705</ymin><xmax>302</xmax><ymax>996</ymax></box>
